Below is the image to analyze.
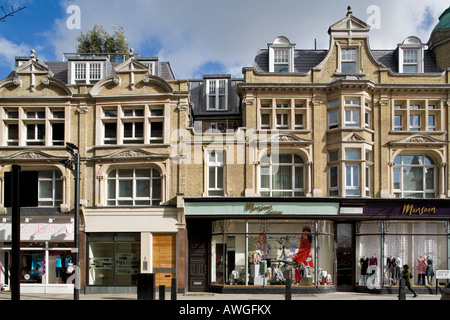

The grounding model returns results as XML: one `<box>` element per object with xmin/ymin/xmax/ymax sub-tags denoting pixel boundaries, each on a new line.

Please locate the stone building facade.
<box><xmin>0</xmin><ymin>7</ymin><xmax>449</xmax><ymax>294</ymax></box>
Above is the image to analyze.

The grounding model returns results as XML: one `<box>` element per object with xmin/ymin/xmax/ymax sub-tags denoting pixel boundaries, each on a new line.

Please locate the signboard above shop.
<box><xmin>364</xmin><ymin>199</ymin><xmax>450</xmax><ymax>217</ymax></box>
<box><xmin>184</xmin><ymin>200</ymin><xmax>339</xmax><ymax>216</ymax></box>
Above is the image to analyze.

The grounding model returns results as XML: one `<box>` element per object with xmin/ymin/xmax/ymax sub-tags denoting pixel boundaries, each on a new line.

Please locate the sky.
<box><xmin>0</xmin><ymin>0</ymin><xmax>448</xmax><ymax>80</ymax></box>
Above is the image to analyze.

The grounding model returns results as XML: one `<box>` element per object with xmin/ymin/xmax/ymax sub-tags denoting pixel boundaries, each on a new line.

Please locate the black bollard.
<box><xmin>159</xmin><ymin>285</ymin><xmax>165</xmax><ymax>300</ymax></box>
<box><xmin>171</xmin><ymin>278</ymin><xmax>177</xmax><ymax>300</ymax></box>
<box><xmin>137</xmin><ymin>273</ymin><xmax>155</xmax><ymax>300</ymax></box>
<box><xmin>285</xmin><ymin>278</ymin><xmax>292</xmax><ymax>300</ymax></box>
<box><xmin>398</xmin><ymin>278</ymin><xmax>406</xmax><ymax>300</ymax></box>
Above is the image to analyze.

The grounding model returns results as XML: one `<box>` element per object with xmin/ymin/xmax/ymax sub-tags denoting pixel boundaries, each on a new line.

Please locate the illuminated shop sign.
<box><xmin>364</xmin><ymin>201</ymin><xmax>450</xmax><ymax>217</ymax></box>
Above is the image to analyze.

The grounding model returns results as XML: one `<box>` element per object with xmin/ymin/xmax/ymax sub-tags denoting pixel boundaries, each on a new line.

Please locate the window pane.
<box><xmin>136</xmin><ymin>180</ymin><xmax>149</xmax><ymax>197</ymax></box>
<box><xmin>345</xmin><ymin>150</ymin><xmax>360</xmax><ymax>160</ymax></box>
<box><xmin>104</xmin><ymin>123</ymin><xmax>117</xmax><ymax>138</ymax></box>
<box><xmin>342</xmin><ymin>62</ymin><xmax>356</xmax><ymax>73</ymax></box>
<box><xmin>152</xmin><ymin>178</ymin><xmax>161</xmax><ymax>200</ymax></box>
<box><xmin>39</xmin><ymin>181</ymin><xmax>53</xmax><ymax>199</ymax></box>
<box><xmin>208</xmin><ymin>167</ymin><xmax>216</xmax><ymax>188</ymax></box>
<box><xmin>118</xmin><ymin>180</ymin><xmax>133</xmax><ymax>197</ymax></box>
<box><xmin>150</xmin><ymin>122</ymin><xmax>163</xmax><ymax>138</ymax></box>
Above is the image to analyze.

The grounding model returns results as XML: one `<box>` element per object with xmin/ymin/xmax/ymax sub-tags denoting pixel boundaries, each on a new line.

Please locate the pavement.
<box><xmin>0</xmin><ymin>290</ymin><xmax>443</xmax><ymax>300</ymax></box>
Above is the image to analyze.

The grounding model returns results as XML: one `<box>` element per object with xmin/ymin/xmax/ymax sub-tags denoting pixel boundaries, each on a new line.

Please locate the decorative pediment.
<box><xmin>343</xmin><ymin>132</ymin><xmax>366</xmax><ymax>142</ymax></box>
<box><xmin>328</xmin><ymin>6</ymin><xmax>371</xmax><ymax>37</ymax></box>
<box><xmin>0</xmin><ymin>151</ymin><xmax>60</xmax><ymax>161</ymax></box>
<box><xmin>114</xmin><ymin>59</ymin><xmax>150</xmax><ymax>74</ymax></box>
<box><xmin>390</xmin><ymin>134</ymin><xmax>446</xmax><ymax>147</ymax></box>
<box><xmin>15</xmin><ymin>58</ymin><xmax>52</xmax><ymax>76</ymax></box>
<box><xmin>94</xmin><ymin>149</ymin><xmax>170</xmax><ymax>161</ymax></box>
<box><xmin>260</xmin><ymin>133</ymin><xmax>313</xmax><ymax>145</ymax></box>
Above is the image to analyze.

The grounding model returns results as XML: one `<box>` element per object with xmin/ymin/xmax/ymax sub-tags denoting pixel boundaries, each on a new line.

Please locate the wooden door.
<box><xmin>152</xmin><ymin>233</ymin><xmax>176</xmax><ymax>287</ymax></box>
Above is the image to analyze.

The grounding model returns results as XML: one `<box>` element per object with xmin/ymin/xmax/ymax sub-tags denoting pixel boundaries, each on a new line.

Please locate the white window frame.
<box><xmin>206</xmin><ymin>150</ymin><xmax>225</xmax><ymax>196</ymax></box>
<box><xmin>260</xmin><ymin>153</ymin><xmax>305</xmax><ymax>197</ymax></box>
<box><xmin>206</xmin><ymin>79</ymin><xmax>228</xmax><ymax>111</ymax></box>
<box><xmin>37</xmin><ymin>170</ymin><xmax>63</xmax><ymax>207</ymax></box>
<box><xmin>72</xmin><ymin>61</ymin><xmax>103</xmax><ymax>84</ymax></box>
<box><xmin>341</xmin><ymin>48</ymin><xmax>357</xmax><ymax>74</ymax></box>
<box><xmin>268</xmin><ymin>36</ymin><xmax>295</xmax><ymax>73</ymax></box>
<box><xmin>106</xmin><ymin>168</ymin><xmax>162</xmax><ymax>206</ymax></box>
<box><xmin>392</xmin><ymin>154</ymin><xmax>436</xmax><ymax>198</ymax></box>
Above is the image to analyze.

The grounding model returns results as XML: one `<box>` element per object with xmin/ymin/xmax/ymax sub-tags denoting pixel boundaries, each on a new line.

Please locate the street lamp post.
<box><xmin>60</xmin><ymin>142</ymin><xmax>80</xmax><ymax>300</ymax></box>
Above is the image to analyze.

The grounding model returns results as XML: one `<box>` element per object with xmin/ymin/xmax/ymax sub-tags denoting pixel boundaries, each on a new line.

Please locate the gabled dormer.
<box><xmin>328</xmin><ymin>6</ymin><xmax>371</xmax><ymax>76</ymax></box>
<box><xmin>397</xmin><ymin>36</ymin><xmax>425</xmax><ymax>73</ymax></box>
<box><xmin>268</xmin><ymin>36</ymin><xmax>295</xmax><ymax>73</ymax></box>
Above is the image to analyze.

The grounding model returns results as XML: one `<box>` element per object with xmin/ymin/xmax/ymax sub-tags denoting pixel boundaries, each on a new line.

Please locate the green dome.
<box><xmin>433</xmin><ymin>6</ymin><xmax>450</xmax><ymax>32</ymax></box>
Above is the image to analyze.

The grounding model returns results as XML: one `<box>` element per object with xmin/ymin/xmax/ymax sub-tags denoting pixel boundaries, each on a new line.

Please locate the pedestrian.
<box><xmin>402</xmin><ymin>264</ymin><xmax>417</xmax><ymax>298</ymax></box>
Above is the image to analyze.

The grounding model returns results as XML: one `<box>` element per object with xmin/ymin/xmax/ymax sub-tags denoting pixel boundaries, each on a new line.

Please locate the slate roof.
<box><xmin>11</xmin><ymin>56</ymin><xmax>175</xmax><ymax>84</ymax></box>
<box><xmin>253</xmin><ymin>48</ymin><xmax>442</xmax><ymax>74</ymax></box>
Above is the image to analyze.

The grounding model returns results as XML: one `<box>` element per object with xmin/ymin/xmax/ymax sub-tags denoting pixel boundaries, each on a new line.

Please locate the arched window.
<box><xmin>106</xmin><ymin>168</ymin><xmax>161</xmax><ymax>206</ymax></box>
<box><xmin>393</xmin><ymin>155</ymin><xmax>435</xmax><ymax>198</ymax></box>
<box><xmin>260</xmin><ymin>154</ymin><xmax>304</xmax><ymax>197</ymax></box>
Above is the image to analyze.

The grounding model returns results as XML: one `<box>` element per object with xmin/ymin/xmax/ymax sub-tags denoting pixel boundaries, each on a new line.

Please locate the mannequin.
<box><xmin>426</xmin><ymin>256</ymin><xmax>434</xmax><ymax>285</ymax></box>
<box><xmin>417</xmin><ymin>256</ymin><xmax>426</xmax><ymax>285</ymax></box>
<box><xmin>386</xmin><ymin>256</ymin><xmax>396</xmax><ymax>285</ymax></box>
<box><xmin>360</xmin><ymin>256</ymin><xmax>369</xmax><ymax>285</ymax></box>
<box><xmin>395</xmin><ymin>256</ymin><xmax>402</xmax><ymax>283</ymax></box>
<box><xmin>293</xmin><ymin>226</ymin><xmax>312</xmax><ymax>265</ymax></box>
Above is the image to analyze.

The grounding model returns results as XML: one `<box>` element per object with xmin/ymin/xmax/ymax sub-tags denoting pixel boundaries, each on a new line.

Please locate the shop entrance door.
<box><xmin>336</xmin><ymin>223</ymin><xmax>354</xmax><ymax>291</ymax></box>
<box><xmin>188</xmin><ymin>220</ymin><xmax>210</xmax><ymax>292</ymax></box>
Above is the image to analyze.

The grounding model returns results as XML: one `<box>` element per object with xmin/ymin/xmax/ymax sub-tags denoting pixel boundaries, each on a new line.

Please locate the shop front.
<box><xmin>0</xmin><ymin>216</ymin><xmax>75</xmax><ymax>293</ymax></box>
<box><xmin>185</xmin><ymin>198</ymin><xmax>339</xmax><ymax>293</ymax></box>
<box><xmin>83</xmin><ymin>206</ymin><xmax>180</xmax><ymax>294</ymax></box>
<box><xmin>356</xmin><ymin>199</ymin><xmax>450</xmax><ymax>292</ymax></box>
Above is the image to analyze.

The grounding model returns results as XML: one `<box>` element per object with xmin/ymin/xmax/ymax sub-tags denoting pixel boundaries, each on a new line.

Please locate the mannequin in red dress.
<box><xmin>293</xmin><ymin>226</ymin><xmax>312</xmax><ymax>265</ymax></box>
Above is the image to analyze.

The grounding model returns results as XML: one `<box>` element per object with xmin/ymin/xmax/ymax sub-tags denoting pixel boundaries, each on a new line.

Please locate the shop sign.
<box><xmin>185</xmin><ymin>201</ymin><xmax>339</xmax><ymax>216</ymax></box>
<box><xmin>245</xmin><ymin>203</ymin><xmax>282</xmax><ymax>215</ymax></box>
<box><xmin>364</xmin><ymin>201</ymin><xmax>450</xmax><ymax>217</ymax></box>
<box><xmin>0</xmin><ymin>222</ymin><xmax>74</xmax><ymax>241</ymax></box>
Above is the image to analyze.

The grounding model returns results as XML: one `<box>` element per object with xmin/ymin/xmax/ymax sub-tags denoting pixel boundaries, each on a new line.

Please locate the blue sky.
<box><xmin>0</xmin><ymin>0</ymin><xmax>448</xmax><ymax>80</ymax></box>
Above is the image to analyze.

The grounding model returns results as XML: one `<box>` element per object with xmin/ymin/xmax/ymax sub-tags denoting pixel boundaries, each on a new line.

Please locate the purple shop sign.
<box><xmin>364</xmin><ymin>200</ymin><xmax>450</xmax><ymax>217</ymax></box>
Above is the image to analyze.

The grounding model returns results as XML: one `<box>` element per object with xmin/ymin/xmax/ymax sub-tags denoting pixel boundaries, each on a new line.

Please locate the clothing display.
<box><xmin>292</xmin><ymin>226</ymin><xmax>312</xmax><ymax>265</ymax></box>
<box><xmin>369</xmin><ymin>256</ymin><xmax>378</xmax><ymax>266</ymax></box>
<box><xmin>360</xmin><ymin>256</ymin><xmax>369</xmax><ymax>275</ymax></box>
<box><xmin>417</xmin><ymin>256</ymin><xmax>426</xmax><ymax>285</ymax></box>
<box><xmin>386</xmin><ymin>257</ymin><xmax>397</xmax><ymax>285</ymax></box>
<box><xmin>426</xmin><ymin>257</ymin><xmax>434</xmax><ymax>276</ymax></box>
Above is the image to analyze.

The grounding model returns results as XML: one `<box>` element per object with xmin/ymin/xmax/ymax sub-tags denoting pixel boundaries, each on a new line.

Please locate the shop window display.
<box><xmin>15</xmin><ymin>242</ymin><xmax>74</xmax><ymax>286</ymax></box>
<box><xmin>211</xmin><ymin>219</ymin><xmax>334</xmax><ymax>287</ymax></box>
<box><xmin>88</xmin><ymin>233</ymin><xmax>140</xmax><ymax>286</ymax></box>
<box><xmin>356</xmin><ymin>221</ymin><xmax>447</xmax><ymax>288</ymax></box>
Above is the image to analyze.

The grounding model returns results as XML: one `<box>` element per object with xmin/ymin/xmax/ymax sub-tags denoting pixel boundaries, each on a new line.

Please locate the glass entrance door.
<box><xmin>336</xmin><ymin>223</ymin><xmax>354</xmax><ymax>291</ymax></box>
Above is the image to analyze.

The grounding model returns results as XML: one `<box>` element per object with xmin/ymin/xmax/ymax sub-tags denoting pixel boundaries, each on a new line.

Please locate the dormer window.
<box><xmin>341</xmin><ymin>48</ymin><xmax>357</xmax><ymax>73</ymax></box>
<box><xmin>268</xmin><ymin>36</ymin><xmax>295</xmax><ymax>73</ymax></box>
<box><xmin>206</xmin><ymin>79</ymin><xmax>228</xmax><ymax>111</ymax></box>
<box><xmin>398</xmin><ymin>36</ymin><xmax>424</xmax><ymax>73</ymax></box>
<box><xmin>274</xmin><ymin>49</ymin><xmax>290</xmax><ymax>72</ymax></box>
<box><xmin>71</xmin><ymin>61</ymin><xmax>103</xmax><ymax>84</ymax></box>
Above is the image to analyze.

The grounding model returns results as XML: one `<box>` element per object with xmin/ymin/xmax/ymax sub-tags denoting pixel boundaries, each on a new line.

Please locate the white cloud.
<box><xmin>0</xmin><ymin>36</ymin><xmax>29</xmax><ymax>71</ymax></box>
<box><xmin>45</xmin><ymin>0</ymin><xmax>449</xmax><ymax>79</ymax></box>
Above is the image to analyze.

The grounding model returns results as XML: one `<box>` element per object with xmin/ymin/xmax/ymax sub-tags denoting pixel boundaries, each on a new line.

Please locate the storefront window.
<box><xmin>211</xmin><ymin>219</ymin><xmax>334</xmax><ymax>287</ymax></box>
<box><xmin>356</xmin><ymin>221</ymin><xmax>448</xmax><ymax>288</ymax></box>
<box><xmin>88</xmin><ymin>233</ymin><xmax>140</xmax><ymax>286</ymax></box>
<box><xmin>17</xmin><ymin>242</ymin><xmax>74</xmax><ymax>285</ymax></box>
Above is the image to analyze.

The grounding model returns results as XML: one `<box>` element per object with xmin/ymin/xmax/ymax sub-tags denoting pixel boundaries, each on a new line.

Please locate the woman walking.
<box><xmin>402</xmin><ymin>264</ymin><xmax>417</xmax><ymax>298</ymax></box>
